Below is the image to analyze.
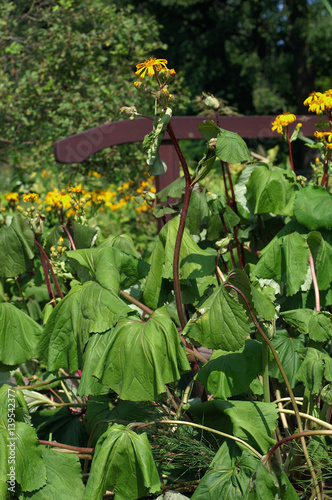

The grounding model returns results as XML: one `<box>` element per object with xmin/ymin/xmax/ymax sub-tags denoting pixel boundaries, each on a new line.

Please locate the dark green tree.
<box><xmin>0</xmin><ymin>0</ymin><xmax>189</xmax><ymax>187</ymax></box>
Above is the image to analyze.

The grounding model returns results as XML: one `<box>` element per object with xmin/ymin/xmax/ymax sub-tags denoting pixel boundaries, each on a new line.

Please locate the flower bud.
<box><xmin>201</xmin><ymin>92</ymin><xmax>220</xmax><ymax>111</ymax></box>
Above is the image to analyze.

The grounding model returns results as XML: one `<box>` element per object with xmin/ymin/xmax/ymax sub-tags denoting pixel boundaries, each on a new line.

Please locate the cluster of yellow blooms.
<box><xmin>271</xmin><ymin>113</ymin><xmax>297</xmax><ymax>134</ymax></box>
<box><xmin>303</xmin><ymin>89</ymin><xmax>332</xmax><ymax>115</ymax></box>
<box><xmin>2</xmin><ymin>178</ymin><xmax>156</xmax><ymax>216</ymax></box>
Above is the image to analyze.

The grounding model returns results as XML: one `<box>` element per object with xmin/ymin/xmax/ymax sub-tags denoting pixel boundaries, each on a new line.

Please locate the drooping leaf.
<box><xmin>296</xmin><ymin>347</ymin><xmax>332</xmax><ymax>394</ymax></box>
<box><xmin>192</xmin><ymin>441</ymin><xmax>259</xmax><ymax>500</ymax></box>
<box><xmin>215</xmin><ymin>129</ymin><xmax>252</xmax><ymax>163</ymax></box>
<box><xmin>143</xmin><ymin>218</ymin><xmax>216</xmax><ymax>309</ymax></box>
<box><xmin>93</xmin><ymin>307</ymin><xmax>190</xmax><ymax>401</ymax></box>
<box><xmin>183</xmin><ymin>285</ymin><xmax>250</xmax><ymax>351</ymax></box>
<box><xmin>281</xmin><ymin>309</ymin><xmax>332</xmax><ymax>342</ymax></box>
<box><xmin>246</xmin><ymin>164</ymin><xmax>299</xmax><ymax>216</ymax></box>
<box><xmin>37</xmin><ymin>281</ymin><xmax>130</xmax><ymax>372</ymax></box>
<box><xmin>269</xmin><ymin>329</ymin><xmax>305</xmax><ymax>388</ymax></box>
<box><xmin>78</xmin><ymin>334</ymin><xmax>111</xmax><ymax>396</ymax></box>
<box><xmin>0</xmin><ymin>215</ymin><xmax>35</xmax><ymax>278</ymax></box>
<box><xmin>83</xmin><ymin>423</ymin><xmax>161</xmax><ymax>500</ymax></box>
<box><xmin>189</xmin><ymin>399</ymin><xmax>278</xmax><ymax>454</ymax></box>
<box><xmin>18</xmin><ymin>447</ymin><xmax>84</xmax><ymax>499</ymax></box>
<box><xmin>234</xmin><ymin>164</ymin><xmax>258</xmax><ymax>217</ymax></box>
<box><xmin>196</xmin><ymin>339</ymin><xmax>262</xmax><ymax>399</ymax></box>
<box><xmin>0</xmin><ymin>302</ymin><xmax>42</xmax><ymax>365</ymax></box>
<box><xmin>294</xmin><ymin>185</ymin><xmax>332</xmax><ymax>230</ymax></box>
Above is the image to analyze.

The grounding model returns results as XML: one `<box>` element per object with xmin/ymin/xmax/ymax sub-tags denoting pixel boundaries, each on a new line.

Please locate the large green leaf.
<box><xmin>0</xmin><ymin>303</ymin><xmax>42</xmax><ymax>365</ymax></box>
<box><xmin>183</xmin><ymin>286</ymin><xmax>250</xmax><ymax>351</ymax></box>
<box><xmin>67</xmin><ymin>246</ymin><xmax>149</xmax><ymax>292</ymax></box>
<box><xmin>296</xmin><ymin>347</ymin><xmax>332</xmax><ymax>394</ymax></box>
<box><xmin>254</xmin><ymin>232</ymin><xmax>310</xmax><ymax>296</ymax></box>
<box><xmin>18</xmin><ymin>447</ymin><xmax>84</xmax><ymax>499</ymax></box>
<box><xmin>83</xmin><ymin>423</ymin><xmax>161</xmax><ymax>500</ymax></box>
<box><xmin>244</xmin><ymin>461</ymin><xmax>298</xmax><ymax>499</ymax></box>
<box><xmin>246</xmin><ymin>165</ymin><xmax>299</xmax><ymax>216</ymax></box>
<box><xmin>215</xmin><ymin>129</ymin><xmax>252</xmax><ymax>163</ymax></box>
<box><xmin>98</xmin><ymin>234</ymin><xmax>140</xmax><ymax>258</ymax></box>
<box><xmin>307</xmin><ymin>231</ymin><xmax>332</xmax><ymax>290</ymax></box>
<box><xmin>281</xmin><ymin>309</ymin><xmax>332</xmax><ymax>342</ymax></box>
<box><xmin>196</xmin><ymin>340</ymin><xmax>262</xmax><ymax>399</ymax></box>
<box><xmin>269</xmin><ymin>329</ymin><xmax>305</xmax><ymax>388</ymax></box>
<box><xmin>189</xmin><ymin>399</ymin><xmax>278</xmax><ymax>454</ymax></box>
<box><xmin>0</xmin><ymin>421</ymin><xmax>46</xmax><ymax>494</ymax></box>
<box><xmin>186</xmin><ymin>189</ymin><xmax>209</xmax><ymax>235</ymax></box>
<box><xmin>93</xmin><ymin>307</ymin><xmax>190</xmax><ymax>401</ymax></box>
<box><xmin>143</xmin><ymin>218</ymin><xmax>216</xmax><ymax>309</ymax></box>
<box><xmin>78</xmin><ymin>334</ymin><xmax>110</xmax><ymax>397</ymax></box>
<box><xmin>198</xmin><ymin>119</ymin><xmax>221</xmax><ymax>141</ymax></box>
<box><xmin>192</xmin><ymin>441</ymin><xmax>259</xmax><ymax>500</ymax></box>
<box><xmin>294</xmin><ymin>185</ymin><xmax>332</xmax><ymax>230</ymax></box>
<box><xmin>37</xmin><ymin>281</ymin><xmax>130</xmax><ymax>372</ymax></box>
<box><xmin>0</xmin><ymin>215</ymin><xmax>35</xmax><ymax>278</ymax></box>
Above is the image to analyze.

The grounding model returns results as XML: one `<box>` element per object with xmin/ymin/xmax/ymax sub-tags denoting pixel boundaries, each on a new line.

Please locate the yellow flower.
<box><xmin>22</xmin><ymin>193</ymin><xmax>40</xmax><ymax>203</ymax></box>
<box><xmin>304</xmin><ymin>89</ymin><xmax>332</xmax><ymax>114</ymax></box>
<box><xmin>68</xmin><ymin>183</ymin><xmax>83</xmax><ymax>194</ymax></box>
<box><xmin>314</xmin><ymin>131</ymin><xmax>332</xmax><ymax>142</ymax></box>
<box><xmin>4</xmin><ymin>192</ymin><xmax>19</xmax><ymax>203</ymax></box>
<box><xmin>271</xmin><ymin>113</ymin><xmax>297</xmax><ymax>134</ymax></box>
<box><xmin>135</xmin><ymin>57</ymin><xmax>168</xmax><ymax>79</ymax></box>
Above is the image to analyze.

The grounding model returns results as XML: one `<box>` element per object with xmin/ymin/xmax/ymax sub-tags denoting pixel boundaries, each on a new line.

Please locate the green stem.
<box><xmin>132</xmin><ymin>419</ymin><xmax>262</xmax><ymax>459</ymax></box>
<box><xmin>262</xmin><ymin>342</ymin><xmax>270</xmax><ymax>403</ymax></box>
<box><xmin>14</xmin><ymin>276</ymin><xmax>30</xmax><ymax>315</ymax></box>
<box><xmin>278</xmin><ymin>409</ymin><xmax>332</xmax><ymax>430</ymax></box>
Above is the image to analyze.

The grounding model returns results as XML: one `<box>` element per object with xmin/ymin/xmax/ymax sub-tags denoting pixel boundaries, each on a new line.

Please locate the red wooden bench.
<box><xmin>53</xmin><ymin>115</ymin><xmax>318</xmax><ymax>193</ymax></box>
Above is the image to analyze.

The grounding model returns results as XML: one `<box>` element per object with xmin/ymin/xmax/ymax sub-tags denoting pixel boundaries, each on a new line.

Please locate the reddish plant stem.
<box><xmin>166</xmin><ymin>122</ymin><xmax>192</xmax><ymax>330</ymax></box>
<box><xmin>321</xmin><ymin>158</ymin><xmax>329</xmax><ymax>187</ymax></box>
<box><xmin>35</xmin><ymin>239</ymin><xmax>56</xmax><ymax>307</ymax></box>
<box><xmin>264</xmin><ymin>429</ymin><xmax>332</xmax><ymax>465</ymax></box>
<box><xmin>120</xmin><ymin>290</ymin><xmax>154</xmax><ymax>316</ymax></box>
<box><xmin>62</xmin><ymin>222</ymin><xmax>76</xmax><ymax>250</ymax></box>
<box><xmin>286</xmin><ymin>128</ymin><xmax>295</xmax><ymax>172</ymax></box>
<box><xmin>220</xmin><ymin>214</ymin><xmax>237</xmax><ymax>268</ymax></box>
<box><xmin>34</xmin><ymin>239</ymin><xmax>64</xmax><ymax>300</ymax></box>
<box><xmin>39</xmin><ymin>440</ymin><xmax>94</xmax><ymax>454</ymax></box>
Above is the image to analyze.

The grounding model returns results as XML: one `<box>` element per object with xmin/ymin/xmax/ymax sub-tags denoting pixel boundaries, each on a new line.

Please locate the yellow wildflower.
<box><xmin>271</xmin><ymin>113</ymin><xmax>296</xmax><ymax>134</ymax></box>
<box><xmin>314</xmin><ymin>131</ymin><xmax>332</xmax><ymax>142</ymax></box>
<box><xmin>304</xmin><ymin>89</ymin><xmax>332</xmax><ymax>114</ymax></box>
<box><xmin>22</xmin><ymin>193</ymin><xmax>40</xmax><ymax>203</ymax></box>
<box><xmin>4</xmin><ymin>192</ymin><xmax>19</xmax><ymax>203</ymax></box>
<box><xmin>68</xmin><ymin>183</ymin><xmax>83</xmax><ymax>194</ymax></box>
<box><xmin>135</xmin><ymin>57</ymin><xmax>168</xmax><ymax>79</ymax></box>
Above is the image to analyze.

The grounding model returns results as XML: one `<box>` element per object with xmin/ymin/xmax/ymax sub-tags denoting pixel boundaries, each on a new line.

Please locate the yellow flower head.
<box><xmin>23</xmin><ymin>193</ymin><xmax>40</xmax><ymax>203</ymax></box>
<box><xmin>271</xmin><ymin>113</ymin><xmax>297</xmax><ymax>134</ymax></box>
<box><xmin>135</xmin><ymin>57</ymin><xmax>168</xmax><ymax>79</ymax></box>
<box><xmin>4</xmin><ymin>192</ymin><xmax>19</xmax><ymax>203</ymax></box>
<box><xmin>68</xmin><ymin>183</ymin><xmax>83</xmax><ymax>194</ymax></box>
<box><xmin>304</xmin><ymin>89</ymin><xmax>332</xmax><ymax>114</ymax></box>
